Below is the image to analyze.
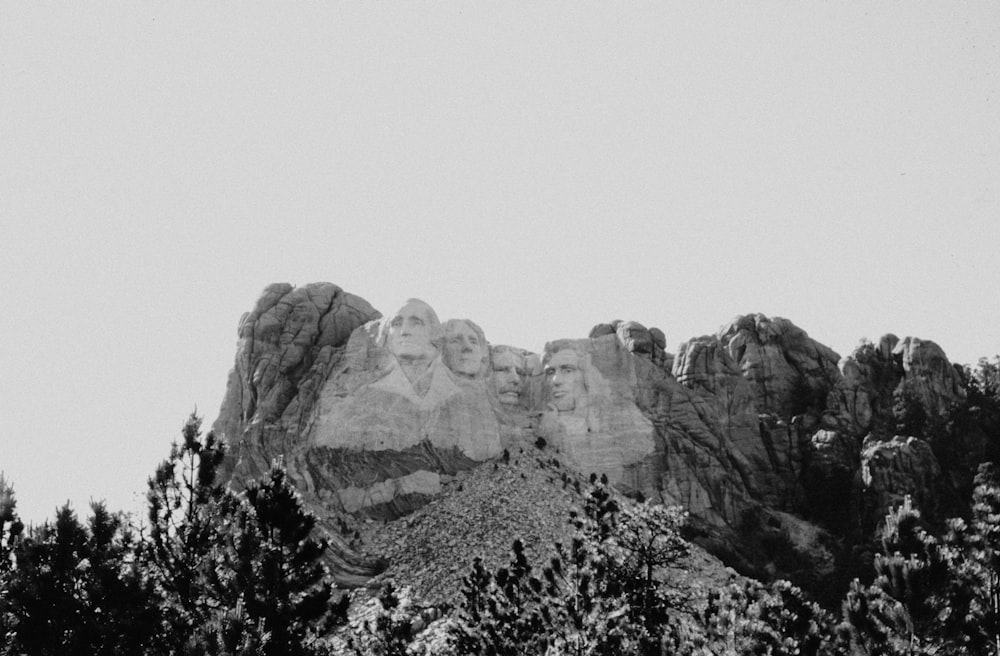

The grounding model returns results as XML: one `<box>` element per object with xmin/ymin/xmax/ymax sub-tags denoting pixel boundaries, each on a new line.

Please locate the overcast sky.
<box><xmin>2</xmin><ymin>4</ymin><xmax>998</xmax><ymax>524</ymax></box>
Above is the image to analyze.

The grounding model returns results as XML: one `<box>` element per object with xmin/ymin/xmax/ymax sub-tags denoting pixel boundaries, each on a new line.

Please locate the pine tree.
<box><xmin>143</xmin><ymin>412</ymin><xmax>232</xmax><ymax>654</ymax></box>
<box><xmin>838</xmin><ymin>484</ymin><xmax>1000</xmax><ymax>655</ymax></box>
<box><xmin>4</xmin><ymin>504</ymin><xmax>91</xmax><ymax>655</ymax></box>
<box><xmin>675</xmin><ymin>578</ymin><xmax>836</xmax><ymax>656</ymax></box>
<box><xmin>215</xmin><ymin>465</ymin><xmax>345</xmax><ymax>656</ymax></box>
<box><xmin>945</xmin><ymin>463</ymin><xmax>1000</xmax><ymax>654</ymax></box>
<box><xmin>450</xmin><ymin>481</ymin><xmax>689</xmax><ymax>655</ymax></box>
<box><xmin>1</xmin><ymin>502</ymin><xmax>160</xmax><ymax>656</ymax></box>
<box><xmin>839</xmin><ymin>497</ymin><xmax>954</xmax><ymax>654</ymax></box>
<box><xmin>0</xmin><ymin>475</ymin><xmax>24</xmax><ymax>655</ymax></box>
<box><xmin>144</xmin><ymin>413</ymin><xmax>345</xmax><ymax>655</ymax></box>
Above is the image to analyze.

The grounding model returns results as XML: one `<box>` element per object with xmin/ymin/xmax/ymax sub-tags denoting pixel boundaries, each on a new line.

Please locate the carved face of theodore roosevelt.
<box><xmin>492</xmin><ymin>348</ymin><xmax>525</xmax><ymax>405</ymax></box>
<box><xmin>387</xmin><ymin>299</ymin><xmax>439</xmax><ymax>362</ymax></box>
<box><xmin>545</xmin><ymin>349</ymin><xmax>587</xmax><ymax>412</ymax></box>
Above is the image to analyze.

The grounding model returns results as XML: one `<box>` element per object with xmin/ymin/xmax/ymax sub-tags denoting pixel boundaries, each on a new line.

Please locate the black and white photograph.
<box><xmin>2</xmin><ymin>4</ymin><xmax>999</xmax><ymax>654</ymax></box>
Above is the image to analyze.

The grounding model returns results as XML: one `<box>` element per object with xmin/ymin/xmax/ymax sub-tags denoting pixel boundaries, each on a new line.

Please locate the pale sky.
<box><xmin>2</xmin><ymin>4</ymin><xmax>998</xmax><ymax>524</ymax></box>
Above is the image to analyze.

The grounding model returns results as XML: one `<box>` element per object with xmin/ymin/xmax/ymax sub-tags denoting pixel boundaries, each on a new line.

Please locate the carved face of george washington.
<box><xmin>387</xmin><ymin>299</ymin><xmax>440</xmax><ymax>362</ymax></box>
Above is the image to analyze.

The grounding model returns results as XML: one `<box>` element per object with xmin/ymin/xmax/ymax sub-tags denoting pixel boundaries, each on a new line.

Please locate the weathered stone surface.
<box><xmin>673</xmin><ymin>335</ymin><xmax>743</xmax><ymax>394</ymax></box>
<box><xmin>824</xmin><ymin>335</ymin><xmax>967</xmax><ymax>440</ymax></box>
<box><xmin>672</xmin><ymin>334</ymin><xmax>802</xmax><ymax>512</ymax></box>
<box><xmin>215</xmin><ymin>282</ymin><xmax>381</xmax><ymax>481</ymax></box>
<box><xmin>860</xmin><ymin>434</ymin><xmax>941</xmax><ymax>529</ymax></box>
<box><xmin>823</xmin><ymin>355</ymin><xmax>877</xmax><ymax>436</ymax></box>
<box><xmin>591</xmin><ymin>319</ymin><xmax>671</xmax><ymax>370</ymax></box>
<box><xmin>719</xmin><ymin>314</ymin><xmax>842</xmax><ymax>419</ymax></box>
<box><xmin>893</xmin><ymin>336</ymin><xmax>967</xmax><ymax>415</ymax></box>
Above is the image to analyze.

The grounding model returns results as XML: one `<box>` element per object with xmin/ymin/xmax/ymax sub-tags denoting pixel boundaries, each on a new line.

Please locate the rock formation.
<box><xmin>213</xmin><ymin>283</ymin><xmax>983</xmax><ymax>595</ymax></box>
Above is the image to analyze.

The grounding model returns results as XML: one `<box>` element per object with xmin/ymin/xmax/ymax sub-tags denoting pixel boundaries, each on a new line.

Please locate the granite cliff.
<box><xmin>213</xmin><ymin>282</ymin><xmax>988</xmax><ymax>597</ymax></box>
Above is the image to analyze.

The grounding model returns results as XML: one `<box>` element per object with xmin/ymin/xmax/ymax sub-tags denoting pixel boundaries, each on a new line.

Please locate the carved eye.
<box><xmin>390</xmin><ymin>317</ymin><xmax>402</xmax><ymax>327</ymax></box>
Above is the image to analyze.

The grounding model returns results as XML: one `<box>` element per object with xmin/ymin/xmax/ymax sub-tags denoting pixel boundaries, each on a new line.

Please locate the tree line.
<box><xmin>2</xmin><ymin>356</ymin><xmax>999</xmax><ymax>655</ymax></box>
<box><xmin>1</xmin><ymin>414</ymin><xmax>345</xmax><ymax>656</ymax></box>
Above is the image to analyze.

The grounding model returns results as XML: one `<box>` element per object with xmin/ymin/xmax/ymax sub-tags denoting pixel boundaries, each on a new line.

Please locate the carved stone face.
<box><xmin>492</xmin><ymin>349</ymin><xmax>525</xmax><ymax>405</ymax></box>
<box><xmin>443</xmin><ymin>320</ymin><xmax>485</xmax><ymax>377</ymax></box>
<box><xmin>387</xmin><ymin>301</ymin><xmax>437</xmax><ymax>361</ymax></box>
<box><xmin>546</xmin><ymin>349</ymin><xmax>586</xmax><ymax>412</ymax></box>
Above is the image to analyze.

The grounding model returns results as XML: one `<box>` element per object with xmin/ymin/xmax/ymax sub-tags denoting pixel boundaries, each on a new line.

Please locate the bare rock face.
<box><xmin>673</xmin><ymin>331</ymin><xmax>810</xmax><ymax>513</ymax></box>
<box><xmin>801</xmin><ymin>429</ymin><xmax>859</xmax><ymax>531</ymax></box>
<box><xmin>590</xmin><ymin>319</ymin><xmax>672</xmax><ymax>370</ymax></box>
<box><xmin>824</xmin><ymin>335</ymin><xmax>967</xmax><ymax>438</ymax></box>
<box><xmin>673</xmin><ymin>335</ymin><xmax>743</xmax><ymax>394</ymax></box>
<box><xmin>215</xmin><ymin>282</ymin><xmax>381</xmax><ymax>482</ymax></box>
<box><xmin>893</xmin><ymin>336</ymin><xmax>967</xmax><ymax>415</ymax></box>
<box><xmin>670</xmin><ymin>335</ymin><xmax>778</xmax><ymax>512</ymax></box>
<box><xmin>824</xmin><ymin>356</ymin><xmax>877</xmax><ymax>437</ymax></box>
<box><xmin>719</xmin><ymin>314</ymin><xmax>842</xmax><ymax>419</ymax></box>
<box><xmin>860</xmin><ymin>435</ymin><xmax>941</xmax><ymax>530</ymax></box>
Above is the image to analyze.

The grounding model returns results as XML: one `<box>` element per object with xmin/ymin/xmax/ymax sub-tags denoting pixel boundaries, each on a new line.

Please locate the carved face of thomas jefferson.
<box><xmin>443</xmin><ymin>319</ymin><xmax>486</xmax><ymax>377</ymax></box>
<box><xmin>545</xmin><ymin>349</ymin><xmax>587</xmax><ymax>412</ymax></box>
<box><xmin>387</xmin><ymin>300</ymin><xmax>439</xmax><ymax>362</ymax></box>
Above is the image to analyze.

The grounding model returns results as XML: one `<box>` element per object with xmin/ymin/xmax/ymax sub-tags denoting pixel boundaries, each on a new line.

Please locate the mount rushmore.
<box><xmin>212</xmin><ymin>282</ymin><xmax>984</xmax><ymax>589</ymax></box>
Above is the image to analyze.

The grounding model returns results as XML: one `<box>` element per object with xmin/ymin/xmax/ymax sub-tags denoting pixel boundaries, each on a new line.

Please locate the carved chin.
<box><xmin>552</xmin><ymin>394</ymin><xmax>575</xmax><ymax>412</ymax></box>
<box><xmin>394</xmin><ymin>344</ymin><xmax>433</xmax><ymax>360</ymax></box>
<box><xmin>451</xmin><ymin>358</ymin><xmax>480</xmax><ymax>375</ymax></box>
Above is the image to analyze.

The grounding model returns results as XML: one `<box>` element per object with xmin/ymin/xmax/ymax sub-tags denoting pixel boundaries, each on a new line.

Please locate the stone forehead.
<box><xmin>442</xmin><ymin>318</ymin><xmax>487</xmax><ymax>346</ymax></box>
<box><xmin>443</xmin><ymin>318</ymin><xmax>481</xmax><ymax>334</ymax></box>
<box><xmin>394</xmin><ymin>298</ymin><xmax>439</xmax><ymax>322</ymax></box>
<box><xmin>547</xmin><ymin>348</ymin><xmax>583</xmax><ymax>366</ymax></box>
<box><xmin>492</xmin><ymin>347</ymin><xmax>525</xmax><ymax>363</ymax></box>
